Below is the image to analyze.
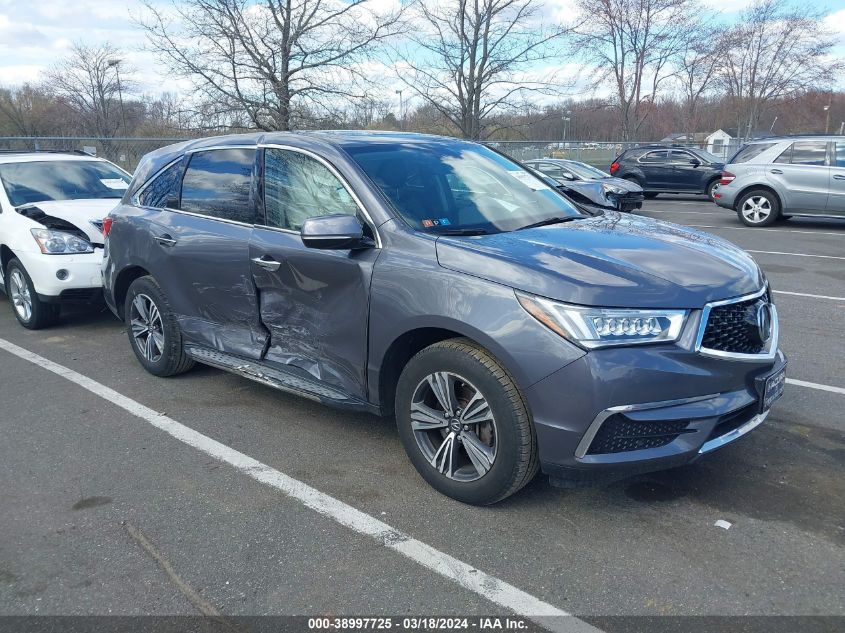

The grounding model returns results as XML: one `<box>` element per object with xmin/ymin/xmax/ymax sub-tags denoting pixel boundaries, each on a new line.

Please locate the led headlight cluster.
<box><xmin>602</xmin><ymin>183</ymin><xmax>627</xmax><ymax>195</ymax></box>
<box><xmin>517</xmin><ymin>292</ymin><xmax>687</xmax><ymax>349</ymax></box>
<box><xmin>31</xmin><ymin>228</ymin><xmax>94</xmax><ymax>255</ymax></box>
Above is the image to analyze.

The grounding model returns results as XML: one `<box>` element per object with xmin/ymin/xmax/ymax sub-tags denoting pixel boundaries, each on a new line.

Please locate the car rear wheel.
<box><xmin>705</xmin><ymin>179</ymin><xmax>719</xmax><ymax>200</ymax></box>
<box><xmin>125</xmin><ymin>276</ymin><xmax>194</xmax><ymax>377</ymax></box>
<box><xmin>5</xmin><ymin>259</ymin><xmax>59</xmax><ymax>330</ymax></box>
<box><xmin>395</xmin><ymin>338</ymin><xmax>538</xmax><ymax>505</ymax></box>
<box><xmin>737</xmin><ymin>190</ymin><xmax>780</xmax><ymax>227</ymax></box>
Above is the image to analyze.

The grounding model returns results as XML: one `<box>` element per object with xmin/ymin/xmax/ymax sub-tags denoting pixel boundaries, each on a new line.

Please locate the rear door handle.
<box><xmin>251</xmin><ymin>255</ymin><xmax>281</xmax><ymax>272</ymax></box>
<box><xmin>833</xmin><ymin>174</ymin><xmax>845</xmax><ymax>181</ymax></box>
<box><xmin>154</xmin><ymin>234</ymin><xmax>177</xmax><ymax>246</ymax></box>
<box><xmin>769</xmin><ymin>169</ymin><xmax>783</xmax><ymax>174</ymax></box>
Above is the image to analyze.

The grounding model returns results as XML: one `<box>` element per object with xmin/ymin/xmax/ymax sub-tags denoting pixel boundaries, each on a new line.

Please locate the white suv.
<box><xmin>0</xmin><ymin>151</ymin><xmax>131</xmax><ymax>328</ymax></box>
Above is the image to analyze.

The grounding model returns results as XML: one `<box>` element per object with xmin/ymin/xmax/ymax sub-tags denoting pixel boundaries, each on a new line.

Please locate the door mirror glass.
<box><xmin>560</xmin><ymin>171</ymin><xmax>576</xmax><ymax>180</ymax></box>
<box><xmin>300</xmin><ymin>214</ymin><xmax>369</xmax><ymax>250</ymax></box>
<box><xmin>688</xmin><ymin>158</ymin><xmax>701</xmax><ymax>166</ymax></box>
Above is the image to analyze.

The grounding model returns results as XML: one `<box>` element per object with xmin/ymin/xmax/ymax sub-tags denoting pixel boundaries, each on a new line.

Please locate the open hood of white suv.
<box><xmin>17</xmin><ymin>199</ymin><xmax>121</xmax><ymax>245</ymax></box>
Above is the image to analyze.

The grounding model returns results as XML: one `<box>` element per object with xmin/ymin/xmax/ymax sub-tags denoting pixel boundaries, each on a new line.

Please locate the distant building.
<box><xmin>706</xmin><ymin>128</ymin><xmax>774</xmax><ymax>157</ymax></box>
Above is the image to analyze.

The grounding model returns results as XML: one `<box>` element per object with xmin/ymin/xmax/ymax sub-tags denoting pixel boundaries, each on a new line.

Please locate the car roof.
<box><xmin>0</xmin><ymin>152</ymin><xmax>104</xmax><ymax>165</ymax></box>
<box><xmin>741</xmin><ymin>135</ymin><xmax>841</xmax><ymax>144</ymax></box>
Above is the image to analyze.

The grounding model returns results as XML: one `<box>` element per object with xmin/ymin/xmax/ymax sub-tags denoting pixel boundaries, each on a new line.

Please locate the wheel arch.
<box><xmin>733</xmin><ymin>183</ymin><xmax>782</xmax><ymax>212</ymax></box>
<box><xmin>0</xmin><ymin>244</ymin><xmax>15</xmax><ymax>281</ymax></box>
<box><xmin>113</xmin><ymin>265</ymin><xmax>152</xmax><ymax>319</ymax></box>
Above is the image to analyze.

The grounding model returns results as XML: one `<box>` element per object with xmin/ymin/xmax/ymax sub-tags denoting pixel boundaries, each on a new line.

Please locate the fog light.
<box><xmin>56</xmin><ymin>269</ymin><xmax>69</xmax><ymax>280</ymax></box>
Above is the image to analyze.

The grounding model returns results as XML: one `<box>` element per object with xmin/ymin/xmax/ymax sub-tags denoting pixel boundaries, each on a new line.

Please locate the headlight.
<box><xmin>31</xmin><ymin>228</ymin><xmax>94</xmax><ymax>254</ymax></box>
<box><xmin>517</xmin><ymin>292</ymin><xmax>687</xmax><ymax>349</ymax></box>
<box><xmin>602</xmin><ymin>183</ymin><xmax>626</xmax><ymax>195</ymax></box>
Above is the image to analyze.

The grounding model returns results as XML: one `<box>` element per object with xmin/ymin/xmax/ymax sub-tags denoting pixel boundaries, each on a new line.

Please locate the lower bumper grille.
<box><xmin>587</xmin><ymin>416</ymin><xmax>692</xmax><ymax>455</ymax></box>
<box><xmin>59</xmin><ymin>288</ymin><xmax>103</xmax><ymax>302</ymax></box>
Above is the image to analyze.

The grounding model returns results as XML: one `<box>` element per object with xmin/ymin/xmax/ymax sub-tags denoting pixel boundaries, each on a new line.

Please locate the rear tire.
<box><xmin>705</xmin><ymin>179</ymin><xmax>719</xmax><ymax>201</ymax></box>
<box><xmin>644</xmin><ymin>192</ymin><xmax>659</xmax><ymax>199</ymax></box>
<box><xmin>395</xmin><ymin>338</ymin><xmax>538</xmax><ymax>505</ymax></box>
<box><xmin>737</xmin><ymin>189</ymin><xmax>780</xmax><ymax>227</ymax></box>
<box><xmin>5</xmin><ymin>259</ymin><xmax>59</xmax><ymax>330</ymax></box>
<box><xmin>124</xmin><ymin>276</ymin><xmax>194</xmax><ymax>377</ymax></box>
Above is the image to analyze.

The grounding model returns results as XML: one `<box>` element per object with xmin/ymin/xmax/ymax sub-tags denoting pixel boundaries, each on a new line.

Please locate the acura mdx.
<box><xmin>103</xmin><ymin>132</ymin><xmax>786</xmax><ymax>504</ymax></box>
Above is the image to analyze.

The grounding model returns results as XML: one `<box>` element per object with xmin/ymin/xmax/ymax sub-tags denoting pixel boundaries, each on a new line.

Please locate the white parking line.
<box><xmin>786</xmin><ymin>379</ymin><xmax>845</xmax><ymax>396</ymax></box>
<box><xmin>639</xmin><ymin>210</ymin><xmax>720</xmax><ymax>215</ymax></box>
<box><xmin>0</xmin><ymin>337</ymin><xmax>598</xmax><ymax>633</ymax></box>
<box><xmin>747</xmin><ymin>250</ymin><xmax>845</xmax><ymax>261</ymax></box>
<box><xmin>687</xmin><ymin>225</ymin><xmax>845</xmax><ymax>237</ymax></box>
<box><xmin>774</xmin><ymin>290</ymin><xmax>845</xmax><ymax>302</ymax></box>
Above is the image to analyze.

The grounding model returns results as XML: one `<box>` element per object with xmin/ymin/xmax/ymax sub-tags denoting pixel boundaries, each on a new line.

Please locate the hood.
<box><xmin>16</xmin><ymin>199</ymin><xmax>119</xmax><ymax>244</ymax></box>
<box><xmin>600</xmin><ymin>176</ymin><xmax>643</xmax><ymax>192</ymax></box>
<box><xmin>555</xmin><ymin>180</ymin><xmax>611</xmax><ymax>208</ymax></box>
<box><xmin>435</xmin><ymin>213</ymin><xmax>764</xmax><ymax>308</ymax></box>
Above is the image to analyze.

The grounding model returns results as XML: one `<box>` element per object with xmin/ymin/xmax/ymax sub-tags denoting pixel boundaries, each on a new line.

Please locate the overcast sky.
<box><xmin>1</xmin><ymin>0</ymin><xmax>844</xmax><ymax>103</ymax></box>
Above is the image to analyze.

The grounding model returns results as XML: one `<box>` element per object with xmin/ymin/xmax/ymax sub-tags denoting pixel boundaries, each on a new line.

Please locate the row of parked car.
<box><xmin>0</xmin><ymin>133</ymin><xmax>788</xmax><ymax>504</ymax></box>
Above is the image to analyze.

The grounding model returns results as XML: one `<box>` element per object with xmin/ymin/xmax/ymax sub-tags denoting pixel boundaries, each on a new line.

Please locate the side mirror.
<box><xmin>300</xmin><ymin>214</ymin><xmax>370</xmax><ymax>250</ymax></box>
<box><xmin>559</xmin><ymin>171</ymin><xmax>576</xmax><ymax>181</ymax></box>
<box><xmin>689</xmin><ymin>158</ymin><xmax>701</xmax><ymax>167</ymax></box>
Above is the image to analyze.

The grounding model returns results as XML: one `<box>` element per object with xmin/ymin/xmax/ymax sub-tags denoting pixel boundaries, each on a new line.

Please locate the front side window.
<box><xmin>138</xmin><ymin>160</ymin><xmax>184</xmax><ymax>208</ymax></box>
<box><xmin>180</xmin><ymin>148</ymin><xmax>257</xmax><ymax>223</ymax></box>
<box><xmin>263</xmin><ymin>149</ymin><xmax>359</xmax><ymax>231</ymax></box>
<box><xmin>344</xmin><ymin>141</ymin><xmax>582</xmax><ymax>234</ymax></box>
<box><xmin>670</xmin><ymin>150</ymin><xmax>695</xmax><ymax>163</ymax></box>
<box><xmin>0</xmin><ymin>160</ymin><xmax>130</xmax><ymax>207</ymax></box>
<box><xmin>788</xmin><ymin>141</ymin><xmax>827</xmax><ymax>166</ymax></box>
<box><xmin>836</xmin><ymin>142</ymin><xmax>845</xmax><ymax>168</ymax></box>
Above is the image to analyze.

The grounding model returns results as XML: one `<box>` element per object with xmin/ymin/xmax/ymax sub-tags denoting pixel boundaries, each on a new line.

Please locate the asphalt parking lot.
<box><xmin>0</xmin><ymin>196</ymin><xmax>843</xmax><ymax>631</ymax></box>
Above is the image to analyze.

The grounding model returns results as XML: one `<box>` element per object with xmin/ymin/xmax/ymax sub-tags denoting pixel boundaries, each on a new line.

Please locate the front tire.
<box><xmin>5</xmin><ymin>259</ymin><xmax>59</xmax><ymax>330</ymax></box>
<box><xmin>395</xmin><ymin>339</ymin><xmax>538</xmax><ymax>505</ymax></box>
<box><xmin>124</xmin><ymin>276</ymin><xmax>194</xmax><ymax>377</ymax></box>
<box><xmin>737</xmin><ymin>189</ymin><xmax>780</xmax><ymax>227</ymax></box>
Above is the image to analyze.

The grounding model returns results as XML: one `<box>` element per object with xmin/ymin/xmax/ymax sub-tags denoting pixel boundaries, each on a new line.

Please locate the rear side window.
<box><xmin>776</xmin><ymin>141</ymin><xmax>827</xmax><ymax>166</ymax></box>
<box><xmin>180</xmin><ymin>148</ymin><xmax>257</xmax><ymax>223</ymax></box>
<box><xmin>138</xmin><ymin>160</ymin><xmax>183</xmax><ymax>208</ymax></box>
<box><xmin>836</xmin><ymin>142</ymin><xmax>845</xmax><ymax>167</ymax></box>
<box><xmin>730</xmin><ymin>143</ymin><xmax>777</xmax><ymax>164</ymax></box>
<box><xmin>640</xmin><ymin>150</ymin><xmax>668</xmax><ymax>163</ymax></box>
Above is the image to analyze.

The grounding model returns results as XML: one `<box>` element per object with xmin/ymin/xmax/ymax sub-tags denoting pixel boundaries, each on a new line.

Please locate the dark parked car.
<box><xmin>610</xmin><ymin>146</ymin><xmax>724</xmax><ymax>199</ymax></box>
<box><xmin>103</xmin><ymin>132</ymin><xmax>785</xmax><ymax>505</ymax></box>
<box><xmin>524</xmin><ymin>158</ymin><xmax>644</xmax><ymax>212</ymax></box>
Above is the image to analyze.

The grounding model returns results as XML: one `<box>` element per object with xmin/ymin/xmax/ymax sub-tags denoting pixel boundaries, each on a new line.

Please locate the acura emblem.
<box><xmin>755</xmin><ymin>302</ymin><xmax>773</xmax><ymax>344</ymax></box>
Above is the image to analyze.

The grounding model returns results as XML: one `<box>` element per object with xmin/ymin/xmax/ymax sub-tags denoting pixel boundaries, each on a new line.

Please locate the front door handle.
<box><xmin>833</xmin><ymin>174</ymin><xmax>845</xmax><ymax>181</ymax></box>
<box><xmin>154</xmin><ymin>234</ymin><xmax>177</xmax><ymax>246</ymax></box>
<box><xmin>770</xmin><ymin>169</ymin><xmax>783</xmax><ymax>174</ymax></box>
<box><xmin>251</xmin><ymin>255</ymin><xmax>281</xmax><ymax>272</ymax></box>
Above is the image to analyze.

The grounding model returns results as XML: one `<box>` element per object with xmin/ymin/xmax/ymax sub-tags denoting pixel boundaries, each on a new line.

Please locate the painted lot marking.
<box><xmin>774</xmin><ymin>290</ymin><xmax>845</xmax><ymax>302</ymax></box>
<box><xmin>640</xmin><ymin>209</ymin><xmax>720</xmax><ymax>215</ymax></box>
<box><xmin>687</xmin><ymin>225</ymin><xmax>845</xmax><ymax>237</ymax></box>
<box><xmin>0</xmin><ymin>337</ymin><xmax>598</xmax><ymax>633</ymax></box>
<box><xmin>746</xmin><ymin>250</ymin><xmax>845</xmax><ymax>261</ymax></box>
<box><xmin>786</xmin><ymin>378</ymin><xmax>845</xmax><ymax>397</ymax></box>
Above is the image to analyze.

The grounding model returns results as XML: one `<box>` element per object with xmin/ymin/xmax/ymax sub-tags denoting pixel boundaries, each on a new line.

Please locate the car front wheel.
<box><xmin>125</xmin><ymin>276</ymin><xmax>194</xmax><ymax>377</ymax></box>
<box><xmin>737</xmin><ymin>189</ymin><xmax>780</xmax><ymax>227</ymax></box>
<box><xmin>5</xmin><ymin>259</ymin><xmax>59</xmax><ymax>329</ymax></box>
<box><xmin>395</xmin><ymin>339</ymin><xmax>538</xmax><ymax>505</ymax></box>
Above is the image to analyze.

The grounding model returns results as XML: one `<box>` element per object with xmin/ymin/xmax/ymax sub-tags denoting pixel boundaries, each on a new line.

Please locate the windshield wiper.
<box><xmin>437</xmin><ymin>228</ymin><xmax>491</xmax><ymax>236</ymax></box>
<box><xmin>516</xmin><ymin>216</ymin><xmax>579</xmax><ymax>231</ymax></box>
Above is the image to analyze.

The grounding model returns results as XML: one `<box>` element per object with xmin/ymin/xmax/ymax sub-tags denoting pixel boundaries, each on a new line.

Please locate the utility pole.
<box><xmin>108</xmin><ymin>59</ymin><xmax>127</xmax><ymax>136</ymax></box>
<box><xmin>395</xmin><ymin>89</ymin><xmax>404</xmax><ymax>131</ymax></box>
<box><xmin>824</xmin><ymin>98</ymin><xmax>832</xmax><ymax>134</ymax></box>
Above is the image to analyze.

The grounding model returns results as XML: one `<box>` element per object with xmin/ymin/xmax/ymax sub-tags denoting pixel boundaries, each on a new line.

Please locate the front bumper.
<box><xmin>525</xmin><ymin>340</ymin><xmax>787</xmax><ymax>487</ymax></box>
<box><xmin>14</xmin><ymin>248</ymin><xmax>104</xmax><ymax>300</ymax></box>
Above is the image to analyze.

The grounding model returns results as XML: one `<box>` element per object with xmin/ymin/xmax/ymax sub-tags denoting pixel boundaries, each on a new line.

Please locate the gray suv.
<box><xmin>103</xmin><ymin>132</ymin><xmax>786</xmax><ymax>504</ymax></box>
<box><xmin>714</xmin><ymin>135</ymin><xmax>845</xmax><ymax>226</ymax></box>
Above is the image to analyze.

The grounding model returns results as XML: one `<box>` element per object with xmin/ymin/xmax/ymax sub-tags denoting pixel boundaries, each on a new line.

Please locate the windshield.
<box><xmin>560</xmin><ymin>161</ymin><xmax>611</xmax><ymax>180</ymax></box>
<box><xmin>0</xmin><ymin>160</ymin><xmax>131</xmax><ymax>207</ymax></box>
<box><xmin>344</xmin><ymin>142</ymin><xmax>582</xmax><ymax>234</ymax></box>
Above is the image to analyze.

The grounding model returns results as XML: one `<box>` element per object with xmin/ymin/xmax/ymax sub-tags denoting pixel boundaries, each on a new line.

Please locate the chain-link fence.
<box><xmin>0</xmin><ymin>136</ymin><xmax>743</xmax><ymax>172</ymax></box>
<box><xmin>0</xmin><ymin>137</ymin><xmax>186</xmax><ymax>171</ymax></box>
<box><xmin>491</xmin><ymin>140</ymin><xmax>741</xmax><ymax>169</ymax></box>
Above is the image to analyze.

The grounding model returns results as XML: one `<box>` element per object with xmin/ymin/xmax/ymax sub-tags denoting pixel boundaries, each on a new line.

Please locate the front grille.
<box><xmin>587</xmin><ymin>415</ymin><xmax>692</xmax><ymax>455</ymax></box>
<box><xmin>701</xmin><ymin>296</ymin><xmax>766</xmax><ymax>354</ymax></box>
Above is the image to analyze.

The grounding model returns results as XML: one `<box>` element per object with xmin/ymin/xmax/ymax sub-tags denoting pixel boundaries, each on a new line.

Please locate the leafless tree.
<box><xmin>44</xmin><ymin>43</ymin><xmax>134</xmax><ymax>138</ymax></box>
<box><xmin>574</xmin><ymin>0</ymin><xmax>700</xmax><ymax>140</ymax></box>
<box><xmin>676</xmin><ymin>24</ymin><xmax>721</xmax><ymax>140</ymax></box>
<box><xmin>395</xmin><ymin>0</ymin><xmax>575</xmax><ymax>141</ymax></box>
<box><xmin>137</xmin><ymin>0</ymin><xmax>405</xmax><ymax>131</ymax></box>
<box><xmin>718</xmin><ymin>0</ymin><xmax>842</xmax><ymax>140</ymax></box>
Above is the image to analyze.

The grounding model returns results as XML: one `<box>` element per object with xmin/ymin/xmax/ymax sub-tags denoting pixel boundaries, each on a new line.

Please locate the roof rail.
<box><xmin>0</xmin><ymin>149</ymin><xmax>94</xmax><ymax>156</ymax></box>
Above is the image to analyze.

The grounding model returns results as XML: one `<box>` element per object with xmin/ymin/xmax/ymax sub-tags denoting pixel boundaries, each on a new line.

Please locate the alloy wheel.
<box><xmin>741</xmin><ymin>196</ymin><xmax>772</xmax><ymax>223</ymax></box>
<box><xmin>410</xmin><ymin>372</ymin><xmax>497</xmax><ymax>482</ymax></box>
<box><xmin>9</xmin><ymin>269</ymin><xmax>32</xmax><ymax>322</ymax></box>
<box><xmin>130</xmin><ymin>293</ymin><xmax>164</xmax><ymax>362</ymax></box>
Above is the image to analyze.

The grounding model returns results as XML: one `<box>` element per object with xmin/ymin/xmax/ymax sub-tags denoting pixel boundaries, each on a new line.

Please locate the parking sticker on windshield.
<box><xmin>100</xmin><ymin>179</ymin><xmax>129</xmax><ymax>190</ymax></box>
<box><xmin>422</xmin><ymin>218</ymin><xmax>451</xmax><ymax>227</ymax></box>
<box><xmin>508</xmin><ymin>170</ymin><xmax>550</xmax><ymax>191</ymax></box>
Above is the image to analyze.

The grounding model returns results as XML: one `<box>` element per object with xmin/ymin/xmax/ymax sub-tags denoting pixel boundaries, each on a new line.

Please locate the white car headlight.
<box><xmin>31</xmin><ymin>228</ymin><xmax>94</xmax><ymax>255</ymax></box>
<box><xmin>602</xmin><ymin>183</ymin><xmax>626</xmax><ymax>195</ymax></box>
<box><xmin>517</xmin><ymin>292</ymin><xmax>687</xmax><ymax>349</ymax></box>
